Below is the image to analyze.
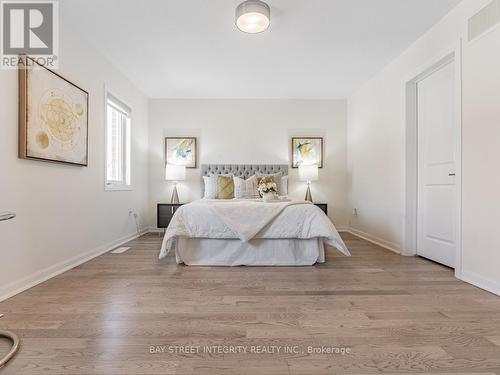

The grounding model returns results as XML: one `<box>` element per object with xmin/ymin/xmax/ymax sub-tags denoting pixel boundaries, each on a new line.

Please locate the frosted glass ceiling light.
<box><xmin>236</xmin><ymin>0</ymin><xmax>270</xmax><ymax>34</ymax></box>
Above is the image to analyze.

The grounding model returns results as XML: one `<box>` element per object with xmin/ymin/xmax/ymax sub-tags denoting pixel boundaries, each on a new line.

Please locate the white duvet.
<box><xmin>159</xmin><ymin>199</ymin><xmax>350</xmax><ymax>259</ymax></box>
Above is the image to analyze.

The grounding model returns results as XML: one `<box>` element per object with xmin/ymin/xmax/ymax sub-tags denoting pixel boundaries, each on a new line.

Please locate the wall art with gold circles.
<box><xmin>19</xmin><ymin>55</ymin><xmax>89</xmax><ymax>166</ymax></box>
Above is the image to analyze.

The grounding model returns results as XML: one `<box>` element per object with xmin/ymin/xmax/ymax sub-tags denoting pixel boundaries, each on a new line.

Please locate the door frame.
<box><xmin>401</xmin><ymin>40</ymin><xmax>463</xmax><ymax>278</ymax></box>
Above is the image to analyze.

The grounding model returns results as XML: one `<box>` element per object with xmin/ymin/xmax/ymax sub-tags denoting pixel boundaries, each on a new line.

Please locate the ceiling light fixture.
<box><xmin>236</xmin><ymin>0</ymin><xmax>271</xmax><ymax>34</ymax></box>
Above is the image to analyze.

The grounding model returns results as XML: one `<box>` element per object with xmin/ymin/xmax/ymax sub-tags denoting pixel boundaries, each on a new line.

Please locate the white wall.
<box><xmin>347</xmin><ymin>0</ymin><xmax>500</xmax><ymax>294</ymax></box>
<box><xmin>461</xmin><ymin>23</ymin><xmax>500</xmax><ymax>294</ymax></box>
<box><xmin>148</xmin><ymin>99</ymin><xmax>348</xmax><ymax>227</ymax></box>
<box><xmin>0</xmin><ymin>18</ymin><xmax>150</xmax><ymax>300</ymax></box>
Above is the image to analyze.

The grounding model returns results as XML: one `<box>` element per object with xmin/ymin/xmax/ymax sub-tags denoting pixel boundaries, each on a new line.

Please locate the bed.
<box><xmin>159</xmin><ymin>164</ymin><xmax>350</xmax><ymax>266</ymax></box>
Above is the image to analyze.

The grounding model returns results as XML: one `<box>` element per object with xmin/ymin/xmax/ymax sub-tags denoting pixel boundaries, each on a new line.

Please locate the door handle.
<box><xmin>448</xmin><ymin>173</ymin><xmax>456</xmax><ymax>176</ymax></box>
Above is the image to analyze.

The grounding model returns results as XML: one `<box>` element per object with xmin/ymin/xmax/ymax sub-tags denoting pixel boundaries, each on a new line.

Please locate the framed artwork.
<box><xmin>291</xmin><ymin>137</ymin><xmax>324</xmax><ymax>168</ymax></box>
<box><xmin>19</xmin><ymin>55</ymin><xmax>89</xmax><ymax>166</ymax></box>
<box><xmin>165</xmin><ymin>137</ymin><xmax>197</xmax><ymax>168</ymax></box>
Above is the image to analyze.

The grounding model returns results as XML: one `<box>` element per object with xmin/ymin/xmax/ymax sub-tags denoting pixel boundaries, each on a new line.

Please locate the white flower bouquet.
<box><xmin>257</xmin><ymin>177</ymin><xmax>278</xmax><ymax>201</ymax></box>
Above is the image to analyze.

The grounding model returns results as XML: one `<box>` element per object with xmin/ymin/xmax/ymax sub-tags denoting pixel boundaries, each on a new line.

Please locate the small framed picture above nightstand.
<box><xmin>157</xmin><ymin>203</ymin><xmax>184</xmax><ymax>229</ymax></box>
<box><xmin>314</xmin><ymin>203</ymin><xmax>327</xmax><ymax>215</ymax></box>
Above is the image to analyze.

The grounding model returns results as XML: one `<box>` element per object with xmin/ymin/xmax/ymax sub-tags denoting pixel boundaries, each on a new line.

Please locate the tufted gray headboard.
<box><xmin>201</xmin><ymin>164</ymin><xmax>288</xmax><ymax>196</ymax></box>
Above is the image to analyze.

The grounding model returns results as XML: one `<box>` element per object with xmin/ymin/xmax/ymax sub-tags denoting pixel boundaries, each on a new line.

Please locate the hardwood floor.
<box><xmin>1</xmin><ymin>232</ymin><xmax>499</xmax><ymax>374</ymax></box>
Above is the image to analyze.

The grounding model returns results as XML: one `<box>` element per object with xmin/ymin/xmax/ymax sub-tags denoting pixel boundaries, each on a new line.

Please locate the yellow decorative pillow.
<box><xmin>218</xmin><ymin>175</ymin><xmax>235</xmax><ymax>199</ymax></box>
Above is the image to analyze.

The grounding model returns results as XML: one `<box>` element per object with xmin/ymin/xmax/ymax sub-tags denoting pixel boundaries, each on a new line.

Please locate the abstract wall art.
<box><xmin>291</xmin><ymin>137</ymin><xmax>324</xmax><ymax>168</ymax></box>
<box><xmin>165</xmin><ymin>137</ymin><xmax>197</xmax><ymax>168</ymax></box>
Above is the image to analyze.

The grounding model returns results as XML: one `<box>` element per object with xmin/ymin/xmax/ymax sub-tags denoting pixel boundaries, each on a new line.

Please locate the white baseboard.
<box><xmin>148</xmin><ymin>227</ymin><xmax>164</xmax><ymax>233</ymax></box>
<box><xmin>460</xmin><ymin>270</ymin><xmax>500</xmax><ymax>296</ymax></box>
<box><xmin>343</xmin><ymin>227</ymin><xmax>401</xmax><ymax>254</ymax></box>
<box><xmin>336</xmin><ymin>226</ymin><xmax>350</xmax><ymax>233</ymax></box>
<box><xmin>0</xmin><ymin>229</ymin><xmax>148</xmax><ymax>302</ymax></box>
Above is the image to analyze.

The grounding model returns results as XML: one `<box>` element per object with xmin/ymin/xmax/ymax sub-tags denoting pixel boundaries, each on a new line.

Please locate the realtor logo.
<box><xmin>1</xmin><ymin>0</ymin><xmax>58</xmax><ymax>68</ymax></box>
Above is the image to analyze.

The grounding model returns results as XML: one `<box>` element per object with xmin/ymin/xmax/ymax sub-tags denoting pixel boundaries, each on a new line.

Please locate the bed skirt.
<box><xmin>174</xmin><ymin>238</ymin><xmax>325</xmax><ymax>266</ymax></box>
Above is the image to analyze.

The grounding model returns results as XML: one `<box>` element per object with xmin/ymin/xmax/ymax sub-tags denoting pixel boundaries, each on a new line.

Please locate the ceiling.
<box><xmin>61</xmin><ymin>0</ymin><xmax>461</xmax><ymax>99</ymax></box>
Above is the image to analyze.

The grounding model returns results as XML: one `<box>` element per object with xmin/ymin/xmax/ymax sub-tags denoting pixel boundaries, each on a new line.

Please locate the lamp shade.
<box><xmin>298</xmin><ymin>164</ymin><xmax>319</xmax><ymax>182</ymax></box>
<box><xmin>236</xmin><ymin>0</ymin><xmax>270</xmax><ymax>34</ymax></box>
<box><xmin>165</xmin><ymin>164</ymin><xmax>186</xmax><ymax>181</ymax></box>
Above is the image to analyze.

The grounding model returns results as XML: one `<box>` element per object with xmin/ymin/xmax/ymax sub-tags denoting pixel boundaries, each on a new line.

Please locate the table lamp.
<box><xmin>165</xmin><ymin>164</ymin><xmax>186</xmax><ymax>204</ymax></box>
<box><xmin>298</xmin><ymin>164</ymin><xmax>318</xmax><ymax>202</ymax></box>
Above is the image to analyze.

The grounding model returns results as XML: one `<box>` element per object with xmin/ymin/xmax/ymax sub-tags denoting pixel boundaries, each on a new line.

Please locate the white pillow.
<box><xmin>280</xmin><ymin>176</ymin><xmax>288</xmax><ymax>196</ymax></box>
<box><xmin>202</xmin><ymin>175</ymin><xmax>218</xmax><ymax>199</ymax></box>
<box><xmin>234</xmin><ymin>175</ymin><xmax>258</xmax><ymax>199</ymax></box>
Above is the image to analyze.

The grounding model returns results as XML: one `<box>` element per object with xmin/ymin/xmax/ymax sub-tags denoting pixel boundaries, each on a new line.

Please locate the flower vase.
<box><xmin>262</xmin><ymin>192</ymin><xmax>276</xmax><ymax>202</ymax></box>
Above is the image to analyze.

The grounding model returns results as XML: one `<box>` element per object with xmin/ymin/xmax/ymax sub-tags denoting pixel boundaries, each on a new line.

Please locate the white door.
<box><xmin>417</xmin><ymin>61</ymin><xmax>457</xmax><ymax>268</ymax></box>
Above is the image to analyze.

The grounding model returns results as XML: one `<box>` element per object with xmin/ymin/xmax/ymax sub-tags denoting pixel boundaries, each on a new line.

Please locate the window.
<box><xmin>105</xmin><ymin>93</ymin><xmax>131</xmax><ymax>190</ymax></box>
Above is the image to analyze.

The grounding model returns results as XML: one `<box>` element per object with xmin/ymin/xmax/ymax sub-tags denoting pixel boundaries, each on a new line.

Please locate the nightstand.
<box><xmin>314</xmin><ymin>203</ymin><xmax>327</xmax><ymax>215</ymax></box>
<box><xmin>157</xmin><ymin>203</ymin><xmax>184</xmax><ymax>229</ymax></box>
